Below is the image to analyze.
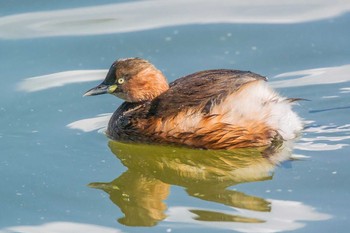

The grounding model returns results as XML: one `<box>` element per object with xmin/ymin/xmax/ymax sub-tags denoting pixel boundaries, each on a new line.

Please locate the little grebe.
<box><xmin>84</xmin><ymin>58</ymin><xmax>302</xmax><ymax>149</ymax></box>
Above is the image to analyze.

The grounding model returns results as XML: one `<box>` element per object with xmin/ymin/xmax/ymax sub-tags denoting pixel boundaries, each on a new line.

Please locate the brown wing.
<box><xmin>147</xmin><ymin>69</ymin><xmax>267</xmax><ymax>117</ymax></box>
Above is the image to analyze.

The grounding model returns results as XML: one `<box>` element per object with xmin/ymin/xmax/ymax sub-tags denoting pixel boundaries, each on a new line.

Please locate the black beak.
<box><xmin>83</xmin><ymin>83</ymin><xmax>109</xmax><ymax>97</ymax></box>
<box><xmin>84</xmin><ymin>62</ymin><xmax>117</xmax><ymax>97</ymax></box>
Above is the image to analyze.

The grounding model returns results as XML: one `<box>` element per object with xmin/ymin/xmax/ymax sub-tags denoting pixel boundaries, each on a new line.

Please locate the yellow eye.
<box><xmin>117</xmin><ymin>78</ymin><xmax>125</xmax><ymax>84</ymax></box>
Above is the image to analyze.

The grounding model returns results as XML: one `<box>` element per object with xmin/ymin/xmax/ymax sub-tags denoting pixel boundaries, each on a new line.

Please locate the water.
<box><xmin>1</xmin><ymin>1</ymin><xmax>350</xmax><ymax>232</ymax></box>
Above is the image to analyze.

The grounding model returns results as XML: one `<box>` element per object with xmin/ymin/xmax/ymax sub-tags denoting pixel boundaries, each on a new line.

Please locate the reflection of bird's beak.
<box><xmin>83</xmin><ymin>83</ymin><xmax>109</xmax><ymax>96</ymax></box>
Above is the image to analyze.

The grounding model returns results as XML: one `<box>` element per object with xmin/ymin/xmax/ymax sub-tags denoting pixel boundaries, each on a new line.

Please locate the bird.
<box><xmin>84</xmin><ymin>57</ymin><xmax>302</xmax><ymax>150</ymax></box>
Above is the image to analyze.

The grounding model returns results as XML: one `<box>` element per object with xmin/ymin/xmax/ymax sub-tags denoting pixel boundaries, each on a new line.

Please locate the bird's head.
<box><xmin>84</xmin><ymin>58</ymin><xmax>169</xmax><ymax>102</ymax></box>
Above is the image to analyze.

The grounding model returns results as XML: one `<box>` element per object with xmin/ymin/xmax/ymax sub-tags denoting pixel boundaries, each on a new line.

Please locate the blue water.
<box><xmin>1</xmin><ymin>1</ymin><xmax>350</xmax><ymax>232</ymax></box>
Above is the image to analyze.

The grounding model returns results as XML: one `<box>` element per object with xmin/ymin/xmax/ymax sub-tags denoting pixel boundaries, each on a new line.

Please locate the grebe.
<box><xmin>84</xmin><ymin>58</ymin><xmax>302</xmax><ymax>149</ymax></box>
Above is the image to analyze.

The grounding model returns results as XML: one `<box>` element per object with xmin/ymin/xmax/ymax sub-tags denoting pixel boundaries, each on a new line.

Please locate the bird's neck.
<box><xmin>126</xmin><ymin>67</ymin><xmax>169</xmax><ymax>102</ymax></box>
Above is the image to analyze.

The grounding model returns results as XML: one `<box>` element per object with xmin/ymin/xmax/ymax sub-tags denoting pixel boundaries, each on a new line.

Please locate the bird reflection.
<box><xmin>89</xmin><ymin>140</ymin><xmax>295</xmax><ymax>227</ymax></box>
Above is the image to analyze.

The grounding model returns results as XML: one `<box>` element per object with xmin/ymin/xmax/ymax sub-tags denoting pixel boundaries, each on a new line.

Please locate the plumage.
<box><xmin>84</xmin><ymin>58</ymin><xmax>302</xmax><ymax>149</ymax></box>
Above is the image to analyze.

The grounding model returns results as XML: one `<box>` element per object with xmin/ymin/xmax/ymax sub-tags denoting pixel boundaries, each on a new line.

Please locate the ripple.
<box><xmin>1</xmin><ymin>0</ymin><xmax>350</xmax><ymax>39</ymax></box>
<box><xmin>67</xmin><ymin>113</ymin><xmax>111</xmax><ymax>133</ymax></box>
<box><xmin>270</xmin><ymin>64</ymin><xmax>350</xmax><ymax>88</ymax></box>
<box><xmin>340</xmin><ymin>87</ymin><xmax>350</xmax><ymax>93</ymax></box>
<box><xmin>166</xmin><ymin>200</ymin><xmax>331</xmax><ymax>233</ymax></box>
<box><xmin>16</xmin><ymin>70</ymin><xmax>106</xmax><ymax>92</ymax></box>
<box><xmin>295</xmin><ymin>123</ymin><xmax>350</xmax><ymax>151</ymax></box>
<box><xmin>0</xmin><ymin>222</ymin><xmax>122</xmax><ymax>233</ymax></box>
